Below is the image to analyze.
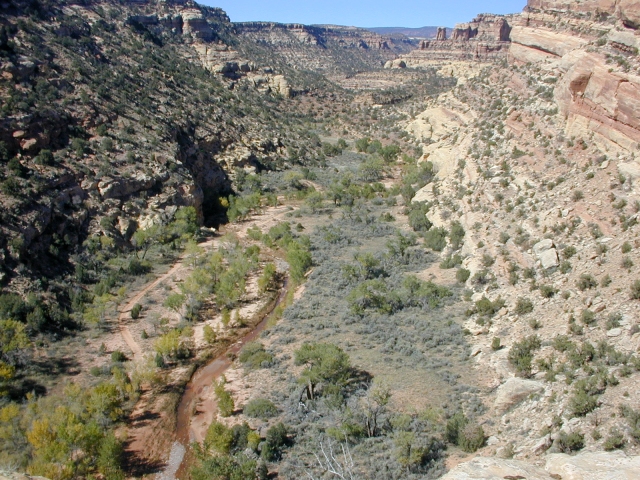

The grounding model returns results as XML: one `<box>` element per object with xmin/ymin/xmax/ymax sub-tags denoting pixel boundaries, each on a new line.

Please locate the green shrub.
<box><xmin>131</xmin><ymin>304</ymin><xmax>142</xmax><ymax>319</ymax></box>
<box><xmin>449</xmin><ymin>221</ymin><xmax>465</xmax><ymax>250</ymax></box>
<box><xmin>35</xmin><ymin>149</ymin><xmax>54</xmax><ymax>166</ymax></box>
<box><xmin>563</xmin><ymin>246</ymin><xmax>577</xmax><ymax>259</ymax></box>
<box><xmin>553</xmin><ymin>335</ymin><xmax>574</xmax><ymax>352</ymax></box>
<box><xmin>203</xmin><ymin>324</ymin><xmax>216</xmax><ymax>345</ymax></box>
<box><xmin>470</xmin><ymin>269</ymin><xmax>493</xmax><ymax>286</ymax></box>
<box><xmin>474</xmin><ymin>296</ymin><xmax>505</xmax><ymax>317</ymax></box>
<box><xmin>244</xmin><ymin>398</ymin><xmax>278</xmax><ymax>419</ymax></box>
<box><xmin>204</xmin><ymin>421</ymin><xmax>233</xmax><ymax>454</ymax></box>
<box><xmin>238</xmin><ymin>342</ymin><xmax>274</xmax><ymax>370</ymax></box>
<box><xmin>554</xmin><ymin>431</ymin><xmax>584</xmax><ymax>453</ymax></box>
<box><xmin>515</xmin><ymin>297</ymin><xmax>534</xmax><ymax>315</ymax></box>
<box><xmin>407</xmin><ymin>202</ymin><xmax>432</xmax><ymax>232</ymax></box>
<box><xmin>491</xmin><ymin>337</ymin><xmax>502</xmax><ymax>351</ymax></box>
<box><xmin>539</xmin><ymin>285</ymin><xmax>557</xmax><ymax>298</ymax></box>
<box><xmin>258</xmin><ymin>263</ymin><xmax>278</xmax><ymax>293</ymax></box>
<box><xmin>286</xmin><ymin>239</ymin><xmax>312</xmax><ymax>284</ymax></box>
<box><xmin>247</xmin><ymin>226</ymin><xmax>262</xmax><ymax>240</ymax></box>
<box><xmin>1</xmin><ymin>177</ymin><xmax>21</xmax><ymax>196</ymax></box>
<box><xmin>508</xmin><ymin>335</ymin><xmax>541</xmax><ymax>377</ymax></box>
<box><xmin>620</xmin><ymin>405</ymin><xmax>640</xmax><ymax>442</ymax></box>
<box><xmin>622</xmin><ymin>242</ymin><xmax>632</xmax><ymax>254</ymax></box>
<box><xmin>424</xmin><ymin>227</ymin><xmax>448</xmax><ymax>251</ymax></box>
<box><xmin>459</xmin><ymin>424</ymin><xmax>485</xmax><ymax>453</ymax></box>
<box><xmin>570</xmin><ymin>381</ymin><xmax>600</xmax><ymax>417</ymax></box>
<box><xmin>606</xmin><ymin>312</ymin><xmax>622</xmax><ymax>330</ymax></box>
<box><xmin>111</xmin><ymin>350</ymin><xmax>127</xmax><ymax>363</ymax></box>
<box><xmin>128</xmin><ymin>258</ymin><xmax>151</xmax><ymax>275</ymax></box>
<box><xmin>440</xmin><ymin>254</ymin><xmax>462</xmax><ymax>269</ymax></box>
<box><xmin>631</xmin><ymin>280</ymin><xmax>640</xmax><ymax>300</ymax></box>
<box><xmin>577</xmin><ymin>274</ymin><xmax>597</xmax><ymax>291</ymax></box>
<box><xmin>261</xmin><ymin>423</ymin><xmax>288</xmax><ymax>461</ymax></box>
<box><xmin>481</xmin><ymin>253</ymin><xmax>495</xmax><ymax>267</ymax></box>
<box><xmin>445</xmin><ymin>412</ymin><xmax>484</xmax><ymax>452</ymax></box>
<box><xmin>456</xmin><ymin>268</ymin><xmax>470</xmax><ymax>283</ymax></box>
<box><xmin>580</xmin><ymin>309</ymin><xmax>596</xmax><ymax>325</ymax></box>
<box><xmin>214</xmin><ymin>379</ymin><xmax>235</xmax><ymax>417</ymax></box>
<box><xmin>603</xmin><ymin>430</ymin><xmax>625</xmax><ymax>451</ymax></box>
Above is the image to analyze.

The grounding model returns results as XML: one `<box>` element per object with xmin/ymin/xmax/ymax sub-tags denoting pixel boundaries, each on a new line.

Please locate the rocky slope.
<box><xmin>0</xmin><ymin>0</ymin><xmax>411</xmax><ymax>292</ymax></box>
<box><xmin>386</xmin><ymin>0</ymin><xmax>640</xmax><ymax>475</ymax></box>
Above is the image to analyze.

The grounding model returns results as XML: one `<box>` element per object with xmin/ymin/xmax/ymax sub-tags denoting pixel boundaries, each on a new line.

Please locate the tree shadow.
<box><xmin>343</xmin><ymin>367</ymin><xmax>374</xmax><ymax>398</ymax></box>
<box><xmin>30</xmin><ymin>355</ymin><xmax>81</xmax><ymax>377</ymax></box>
<box><xmin>6</xmin><ymin>377</ymin><xmax>47</xmax><ymax>401</ymax></box>
<box><xmin>129</xmin><ymin>409</ymin><xmax>161</xmax><ymax>428</ymax></box>
<box><xmin>122</xmin><ymin>446</ymin><xmax>166</xmax><ymax>478</ymax></box>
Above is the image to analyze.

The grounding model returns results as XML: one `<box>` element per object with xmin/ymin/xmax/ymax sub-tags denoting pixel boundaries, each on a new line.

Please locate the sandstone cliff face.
<box><xmin>527</xmin><ymin>0</ymin><xmax>640</xmax><ymax>28</ymax></box>
<box><xmin>506</xmin><ymin>3</ymin><xmax>640</xmax><ymax>154</ymax></box>
<box><xmin>555</xmin><ymin>50</ymin><xmax>640</xmax><ymax>151</ymax></box>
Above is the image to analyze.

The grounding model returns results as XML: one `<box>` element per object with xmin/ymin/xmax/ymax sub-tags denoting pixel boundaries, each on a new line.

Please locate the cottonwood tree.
<box><xmin>295</xmin><ymin>343</ymin><xmax>351</xmax><ymax>401</ymax></box>
<box><xmin>131</xmin><ymin>224</ymin><xmax>161</xmax><ymax>259</ymax></box>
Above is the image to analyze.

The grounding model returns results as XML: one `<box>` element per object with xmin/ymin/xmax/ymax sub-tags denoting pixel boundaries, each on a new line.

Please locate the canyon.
<box><xmin>1</xmin><ymin>0</ymin><xmax>640</xmax><ymax>478</ymax></box>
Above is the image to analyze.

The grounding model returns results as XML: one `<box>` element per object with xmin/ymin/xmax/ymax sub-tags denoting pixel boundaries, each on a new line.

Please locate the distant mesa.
<box><xmin>367</xmin><ymin>26</ymin><xmax>453</xmax><ymax>39</ymax></box>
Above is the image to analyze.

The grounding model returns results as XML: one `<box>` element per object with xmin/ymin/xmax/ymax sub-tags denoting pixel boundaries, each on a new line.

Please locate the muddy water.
<box><xmin>164</xmin><ymin>280</ymin><xmax>289</xmax><ymax>479</ymax></box>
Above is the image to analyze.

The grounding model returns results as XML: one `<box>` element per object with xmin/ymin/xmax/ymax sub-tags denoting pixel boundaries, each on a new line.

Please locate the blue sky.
<box><xmin>200</xmin><ymin>1</ymin><xmax>527</xmax><ymax>28</ymax></box>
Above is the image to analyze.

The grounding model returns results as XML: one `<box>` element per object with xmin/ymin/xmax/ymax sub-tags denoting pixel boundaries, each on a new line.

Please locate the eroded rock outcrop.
<box><xmin>403</xmin><ymin>14</ymin><xmax>512</xmax><ymax>66</ymax></box>
<box><xmin>546</xmin><ymin>451</ymin><xmax>640</xmax><ymax>479</ymax></box>
<box><xmin>494</xmin><ymin>378</ymin><xmax>545</xmax><ymax>412</ymax></box>
<box><xmin>555</xmin><ymin>50</ymin><xmax>640</xmax><ymax>152</ymax></box>
<box><xmin>441</xmin><ymin>451</ymin><xmax>640</xmax><ymax>480</ymax></box>
<box><xmin>440</xmin><ymin>457</ymin><xmax>552</xmax><ymax>480</ymax></box>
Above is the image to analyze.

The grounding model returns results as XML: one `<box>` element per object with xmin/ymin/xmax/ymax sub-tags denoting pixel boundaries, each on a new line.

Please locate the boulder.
<box><xmin>533</xmin><ymin>238</ymin><xmax>554</xmax><ymax>255</ymax></box>
<box><xmin>440</xmin><ymin>456</ymin><xmax>552</xmax><ymax>479</ymax></box>
<box><xmin>533</xmin><ymin>239</ymin><xmax>559</xmax><ymax>269</ymax></box>
<box><xmin>607</xmin><ymin>327</ymin><xmax>622</xmax><ymax>337</ymax></box>
<box><xmin>532</xmin><ymin>434</ymin><xmax>553</xmax><ymax>454</ymax></box>
<box><xmin>546</xmin><ymin>450</ymin><xmax>640</xmax><ymax>479</ymax></box>
<box><xmin>494</xmin><ymin>377</ymin><xmax>544</xmax><ymax>412</ymax></box>
<box><xmin>618</xmin><ymin>161</ymin><xmax>640</xmax><ymax>185</ymax></box>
